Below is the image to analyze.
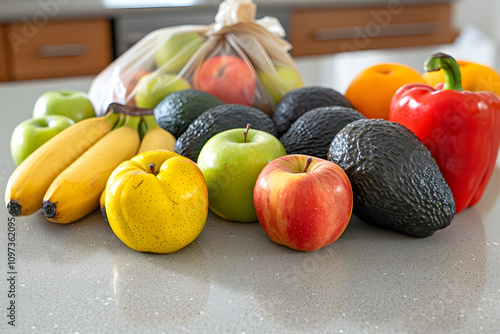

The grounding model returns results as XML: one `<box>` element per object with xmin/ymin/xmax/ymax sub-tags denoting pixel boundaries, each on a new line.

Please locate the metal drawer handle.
<box><xmin>38</xmin><ymin>44</ymin><xmax>88</xmax><ymax>58</ymax></box>
<box><xmin>313</xmin><ymin>22</ymin><xmax>440</xmax><ymax>41</ymax></box>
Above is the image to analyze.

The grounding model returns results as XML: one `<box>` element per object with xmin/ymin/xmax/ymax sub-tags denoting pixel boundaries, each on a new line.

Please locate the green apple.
<box><xmin>197</xmin><ymin>125</ymin><xmax>286</xmax><ymax>222</ymax></box>
<box><xmin>154</xmin><ymin>31</ymin><xmax>205</xmax><ymax>74</ymax></box>
<box><xmin>135</xmin><ymin>72</ymin><xmax>191</xmax><ymax>109</ymax></box>
<box><xmin>10</xmin><ymin>115</ymin><xmax>75</xmax><ymax>165</ymax></box>
<box><xmin>33</xmin><ymin>90</ymin><xmax>96</xmax><ymax>123</ymax></box>
<box><xmin>258</xmin><ymin>65</ymin><xmax>304</xmax><ymax>104</ymax></box>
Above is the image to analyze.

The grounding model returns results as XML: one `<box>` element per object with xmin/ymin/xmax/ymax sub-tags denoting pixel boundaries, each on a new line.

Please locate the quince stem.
<box><xmin>243</xmin><ymin>123</ymin><xmax>251</xmax><ymax>143</ymax></box>
<box><xmin>149</xmin><ymin>163</ymin><xmax>156</xmax><ymax>175</ymax></box>
<box><xmin>303</xmin><ymin>157</ymin><xmax>313</xmax><ymax>173</ymax></box>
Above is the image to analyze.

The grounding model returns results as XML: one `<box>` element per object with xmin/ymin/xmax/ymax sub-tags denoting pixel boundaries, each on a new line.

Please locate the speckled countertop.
<box><xmin>1</xmin><ymin>77</ymin><xmax>500</xmax><ymax>333</ymax></box>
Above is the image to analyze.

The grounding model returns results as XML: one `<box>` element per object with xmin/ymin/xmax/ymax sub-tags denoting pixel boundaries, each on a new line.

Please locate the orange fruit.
<box><xmin>345</xmin><ymin>63</ymin><xmax>426</xmax><ymax>120</ymax></box>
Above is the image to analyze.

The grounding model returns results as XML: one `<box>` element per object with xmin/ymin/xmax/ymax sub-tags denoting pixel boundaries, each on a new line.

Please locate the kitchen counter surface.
<box><xmin>0</xmin><ymin>0</ymin><xmax>454</xmax><ymax>22</ymax></box>
<box><xmin>1</xmin><ymin>76</ymin><xmax>500</xmax><ymax>333</ymax></box>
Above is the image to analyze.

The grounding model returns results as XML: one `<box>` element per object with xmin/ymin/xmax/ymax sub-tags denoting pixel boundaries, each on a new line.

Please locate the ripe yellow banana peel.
<box><xmin>105</xmin><ymin>149</ymin><xmax>209</xmax><ymax>253</ymax></box>
<box><xmin>5</xmin><ymin>111</ymin><xmax>120</xmax><ymax>217</ymax></box>
<box><xmin>42</xmin><ymin>115</ymin><xmax>141</xmax><ymax>224</ymax></box>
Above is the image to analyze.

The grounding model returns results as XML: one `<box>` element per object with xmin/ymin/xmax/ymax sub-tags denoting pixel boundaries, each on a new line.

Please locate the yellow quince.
<box><xmin>105</xmin><ymin>149</ymin><xmax>209</xmax><ymax>253</ymax></box>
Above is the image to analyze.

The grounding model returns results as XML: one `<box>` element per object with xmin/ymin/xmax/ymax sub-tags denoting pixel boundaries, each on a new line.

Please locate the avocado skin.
<box><xmin>280</xmin><ymin>106</ymin><xmax>365</xmax><ymax>160</ymax></box>
<box><xmin>153</xmin><ymin>89</ymin><xmax>225</xmax><ymax>138</ymax></box>
<box><xmin>327</xmin><ymin>119</ymin><xmax>455</xmax><ymax>237</ymax></box>
<box><xmin>175</xmin><ymin>104</ymin><xmax>278</xmax><ymax>162</ymax></box>
<box><xmin>273</xmin><ymin>86</ymin><xmax>353</xmax><ymax>136</ymax></box>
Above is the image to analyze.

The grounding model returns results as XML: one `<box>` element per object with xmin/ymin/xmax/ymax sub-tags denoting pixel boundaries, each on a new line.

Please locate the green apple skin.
<box><xmin>135</xmin><ymin>73</ymin><xmax>191</xmax><ymax>109</ymax></box>
<box><xmin>154</xmin><ymin>31</ymin><xmax>204</xmax><ymax>74</ymax></box>
<box><xmin>33</xmin><ymin>90</ymin><xmax>96</xmax><ymax>123</ymax></box>
<box><xmin>197</xmin><ymin>128</ymin><xmax>287</xmax><ymax>222</ymax></box>
<box><xmin>258</xmin><ymin>66</ymin><xmax>304</xmax><ymax>104</ymax></box>
<box><xmin>10</xmin><ymin>115</ymin><xmax>75</xmax><ymax>165</ymax></box>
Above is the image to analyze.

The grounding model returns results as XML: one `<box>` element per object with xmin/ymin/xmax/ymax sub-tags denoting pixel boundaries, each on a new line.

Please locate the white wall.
<box><xmin>453</xmin><ymin>0</ymin><xmax>500</xmax><ymax>44</ymax></box>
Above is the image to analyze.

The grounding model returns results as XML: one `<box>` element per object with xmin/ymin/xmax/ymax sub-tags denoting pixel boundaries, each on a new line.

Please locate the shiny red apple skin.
<box><xmin>194</xmin><ymin>55</ymin><xmax>256</xmax><ymax>106</ymax></box>
<box><xmin>253</xmin><ymin>154</ymin><xmax>353</xmax><ymax>251</ymax></box>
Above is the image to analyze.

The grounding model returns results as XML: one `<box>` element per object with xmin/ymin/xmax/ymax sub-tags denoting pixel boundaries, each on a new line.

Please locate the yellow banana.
<box><xmin>42</xmin><ymin>115</ymin><xmax>141</xmax><ymax>224</ymax></box>
<box><xmin>5</xmin><ymin>111</ymin><xmax>120</xmax><ymax>217</ymax></box>
<box><xmin>138</xmin><ymin>114</ymin><xmax>176</xmax><ymax>153</ymax></box>
<box><xmin>99</xmin><ymin>188</ymin><xmax>108</xmax><ymax>223</ymax></box>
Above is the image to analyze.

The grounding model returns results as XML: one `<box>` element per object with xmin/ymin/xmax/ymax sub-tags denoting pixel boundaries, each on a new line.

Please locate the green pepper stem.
<box><xmin>424</xmin><ymin>52</ymin><xmax>463</xmax><ymax>91</ymax></box>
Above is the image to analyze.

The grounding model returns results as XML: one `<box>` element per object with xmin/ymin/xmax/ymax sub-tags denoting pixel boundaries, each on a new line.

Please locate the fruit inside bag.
<box><xmin>88</xmin><ymin>0</ymin><xmax>304</xmax><ymax>117</ymax></box>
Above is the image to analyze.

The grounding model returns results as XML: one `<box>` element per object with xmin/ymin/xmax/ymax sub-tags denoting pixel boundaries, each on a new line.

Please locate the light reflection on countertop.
<box><xmin>3</xmin><ymin>198</ymin><xmax>497</xmax><ymax>332</ymax></box>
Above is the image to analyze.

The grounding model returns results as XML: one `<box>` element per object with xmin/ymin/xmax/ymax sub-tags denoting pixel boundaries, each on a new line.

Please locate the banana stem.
<box><xmin>142</xmin><ymin>114</ymin><xmax>160</xmax><ymax>131</ymax></box>
<box><xmin>113</xmin><ymin>113</ymin><xmax>126</xmax><ymax>129</ymax></box>
<box><xmin>122</xmin><ymin>115</ymin><xmax>141</xmax><ymax>131</ymax></box>
<box><xmin>104</xmin><ymin>110</ymin><xmax>121</xmax><ymax>128</ymax></box>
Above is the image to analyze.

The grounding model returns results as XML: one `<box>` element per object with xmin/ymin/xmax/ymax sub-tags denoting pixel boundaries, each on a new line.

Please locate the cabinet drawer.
<box><xmin>290</xmin><ymin>3</ymin><xmax>458</xmax><ymax>57</ymax></box>
<box><xmin>0</xmin><ymin>25</ymin><xmax>8</xmax><ymax>82</ymax></box>
<box><xmin>6</xmin><ymin>19</ymin><xmax>112</xmax><ymax>81</ymax></box>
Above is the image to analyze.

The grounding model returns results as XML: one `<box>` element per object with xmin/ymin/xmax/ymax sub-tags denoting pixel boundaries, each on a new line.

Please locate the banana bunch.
<box><xmin>42</xmin><ymin>113</ymin><xmax>141</xmax><ymax>223</ymax></box>
<box><xmin>5</xmin><ymin>110</ymin><xmax>120</xmax><ymax>217</ymax></box>
<box><xmin>5</xmin><ymin>104</ymin><xmax>177</xmax><ymax>224</ymax></box>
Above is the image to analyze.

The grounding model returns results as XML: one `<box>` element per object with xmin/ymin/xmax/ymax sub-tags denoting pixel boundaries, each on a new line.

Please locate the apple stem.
<box><xmin>243</xmin><ymin>123</ymin><xmax>252</xmax><ymax>143</ymax></box>
<box><xmin>303</xmin><ymin>157</ymin><xmax>313</xmax><ymax>173</ymax></box>
<box><xmin>149</xmin><ymin>163</ymin><xmax>156</xmax><ymax>175</ymax></box>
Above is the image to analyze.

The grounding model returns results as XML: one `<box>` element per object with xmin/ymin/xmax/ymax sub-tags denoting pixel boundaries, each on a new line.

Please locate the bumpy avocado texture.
<box><xmin>175</xmin><ymin>104</ymin><xmax>278</xmax><ymax>162</ymax></box>
<box><xmin>279</xmin><ymin>106</ymin><xmax>365</xmax><ymax>160</ymax></box>
<box><xmin>327</xmin><ymin>119</ymin><xmax>455</xmax><ymax>237</ymax></box>
<box><xmin>273</xmin><ymin>86</ymin><xmax>353</xmax><ymax>136</ymax></box>
<box><xmin>153</xmin><ymin>89</ymin><xmax>225</xmax><ymax>138</ymax></box>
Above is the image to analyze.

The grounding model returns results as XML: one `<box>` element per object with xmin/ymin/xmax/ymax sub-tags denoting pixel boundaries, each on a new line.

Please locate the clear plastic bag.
<box><xmin>88</xmin><ymin>0</ymin><xmax>304</xmax><ymax>117</ymax></box>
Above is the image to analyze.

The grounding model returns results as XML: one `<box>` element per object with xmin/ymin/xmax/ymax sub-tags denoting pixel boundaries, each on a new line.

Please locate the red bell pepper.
<box><xmin>389</xmin><ymin>53</ymin><xmax>500</xmax><ymax>213</ymax></box>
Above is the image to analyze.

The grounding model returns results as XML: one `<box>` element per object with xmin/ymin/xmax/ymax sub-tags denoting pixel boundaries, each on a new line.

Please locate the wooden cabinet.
<box><xmin>2</xmin><ymin>18</ymin><xmax>112</xmax><ymax>81</ymax></box>
<box><xmin>290</xmin><ymin>3</ymin><xmax>458</xmax><ymax>57</ymax></box>
<box><xmin>0</xmin><ymin>25</ymin><xmax>8</xmax><ymax>82</ymax></box>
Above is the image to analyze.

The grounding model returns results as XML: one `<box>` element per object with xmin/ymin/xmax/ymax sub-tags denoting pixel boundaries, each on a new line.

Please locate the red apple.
<box><xmin>194</xmin><ymin>55</ymin><xmax>256</xmax><ymax>105</ymax></box>
<box><xmin>253</xmin><ymin>155</ymin><xmax>353</xmax><ymax>251</ymax></box>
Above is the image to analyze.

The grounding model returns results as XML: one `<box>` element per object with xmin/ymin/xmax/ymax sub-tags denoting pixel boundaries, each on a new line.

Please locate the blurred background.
<box><xmin>0</xmin><ymin>0</ymin><xmax>498</xmax><ymax>106</ymax></box>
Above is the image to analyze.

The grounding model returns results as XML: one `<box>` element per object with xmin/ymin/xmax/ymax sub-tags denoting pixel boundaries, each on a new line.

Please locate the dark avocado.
<box><xmin>273</xmin><ymin>86</ymin><xmax>353</xmax><ymax>136</ymax></box>
<box><xmin>327</xmin><ymin>119</ymin><xmax>455</xmax><ymax>237</ymax></box>
<box><xmin>175</xmin><ymin>104</ymin><xmax>278</xmax><ymax>162</ymax></box>
<box><xmin>153</xmin><ymin>89</ymin><xmax>225</xmax><ymax>138</ymax></box>
<box><xmin>279</xmin><ymin>106</ymin><xmax>365</xmax><ymax>160</ymax></box>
